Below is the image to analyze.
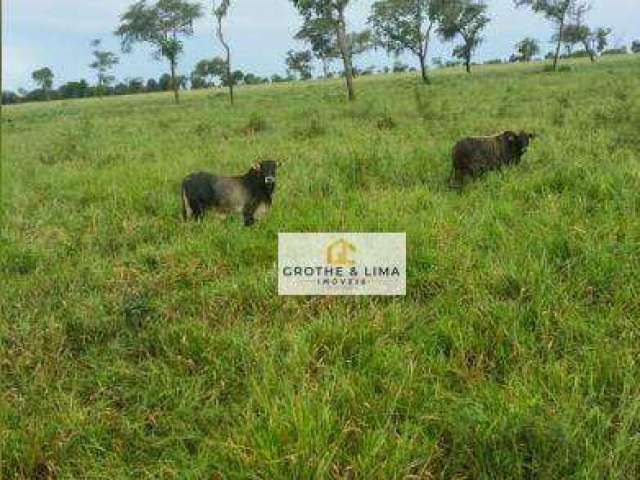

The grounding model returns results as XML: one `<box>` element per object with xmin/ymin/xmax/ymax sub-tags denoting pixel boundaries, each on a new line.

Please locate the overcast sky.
<box><xmin>3</xmin><ymin>0</ymin><xmax>639</xmax><ymax>91</ymax></box>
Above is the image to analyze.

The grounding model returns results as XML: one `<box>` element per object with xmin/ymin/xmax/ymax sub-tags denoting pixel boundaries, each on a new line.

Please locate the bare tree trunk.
<box><xmin>216</xmin><ymin>18</ymin><xmax>234</xmax><ymax>105</ymax></box>
<box><xmin>419</xmin><ymin>21</ymin><xmax>434</xmax><ymax>84</ymax></box>
<box><xmin>553</xmin><ymin>16</ymin><xmax>565</xmax><ymax>71</ymax></box>
<box><xmin>322</xmin><ymin>57</ymin><xmax>329</xmax><ymax>78</ymax></box>
<box><xmin>335</xmin><ymin>7</ymin><xmax>355</xmax><ymax>101</ymax></box>
<box><xmin>462</xmin><ymin>36</ymin><xmax>472</xmax><ymax>73</ymax></box>
<box><xmin>418</xmin><ymin>55</ymin><xmax>429</xmax><ymax>83</ymax></box>
<box><xmin>584</xmin><ymin>40</ymin><xmax>596</xmax><ymax>62</ymax></box>
<box><xmin>170</xmin><ymin>57</ymin><xmax>179</xmax><ymax>104</ymax></box>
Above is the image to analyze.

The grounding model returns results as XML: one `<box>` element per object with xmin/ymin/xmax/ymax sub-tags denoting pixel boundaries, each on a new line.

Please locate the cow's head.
<box><xmin>503</xmin><ymin>130</ymin><xmax>535</xmax><ymax>162</ymax></box>
<box><xmin>251</xmin><ymin>160</ymin><xmax>278</xmax><ymax>192</ymax></box>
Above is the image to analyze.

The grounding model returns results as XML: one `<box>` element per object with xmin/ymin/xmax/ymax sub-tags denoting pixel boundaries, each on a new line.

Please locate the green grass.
<box><xmin>1</xmin><ymin>55</ymin><xmax>640</xmax><ymax>478</ymax></box>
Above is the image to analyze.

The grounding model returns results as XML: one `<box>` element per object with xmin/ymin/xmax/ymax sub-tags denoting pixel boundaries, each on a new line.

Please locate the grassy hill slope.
<box><xmin>2</xmin><ymin>56</ymin><xmax>640</xmax><ymax>478</ymax></box>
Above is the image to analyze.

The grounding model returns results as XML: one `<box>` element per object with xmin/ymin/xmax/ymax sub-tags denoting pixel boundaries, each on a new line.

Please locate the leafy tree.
<box><xmin>213</xmin><ymin>1</ymin><xmax>235</xmax><ymax>104</ymax></box>
<box><xmin>127</xmin><ymin>77</ymin><xmax>146</xmax><ymax>93</ymax></box>
<box><xmin>346</xmin><ymin>30</ymin><xmax>373</xmax><ymax>59</ymax></box>
<box><xmin>290</xmin><ymin>0</ymin><xmax>357</xmax><ymax>101</ymax></box>
<box><xmin>190</xmin><ymin>72</ymin><xmax>208</xmax><ymax>89</ymax></box>
<box><xmin>392</xmin><ymin>60</ymin><xmax>410</xmax><ymax>72</ymax></box>
<box><xmin>243</xmin><ymin>73</ymin><xmax>268</xmax><ymax>85</ymax></box>
<box><xmin>271</xmin><ymin>74</ymin><xmax>286</xmax><ymax>83</ymax></box>
<box><xmin>295</xmin><ymin>17</ymin><xmax>338</xmax><ymax>77</ymax></box>
<box><xmin>559</xmin><ymin>23</ymin><xmax>585</xmax><ymax>56</ymax></box>
<box><xmin>192</xmin><ymin>58</ymin><xmax>219</xmax><ymax>87</ymax></box>
<box><xmin>112</xmin><ymin>82</ymin><xmax>127</xmax><ymax>95</ymax></box>
<box><xmin>514</xmin><ymin>0</ymin><xmax>589</xmax><ymax>71</ymax></box>
<box><xmin>2</xmin><ymin>91</ymin><xmax>20</xmax><ymax>105</ymax></box>
<box><xmin>158</xmin><ymin>73</ymin><xmax>173</xmax><ymax>91</ymax></box>
<box><xmin>286</xmin><ymin>50</ymin><xmax>314</xmax><ymax>80</ymax></box>
<box><xmin>369</xmin><ymin>0</ymin><xmax>442</xmax><ymax>83</ymax></box>
<box><xmin>193</xmin><ymin>57</ymin><xmax>232</xmax><ymax>87</ymax></box>
<box><xmin>560</xmin><ymin>3</ymin><xmax>610</xmax><ymax>63</ymax></box>
<box><xmin>593</xmin><ymin>27</ymin><xmax>611</xmax><ymax>54</ymax></box>
<box><xmin>89</xmin><ymin>39</ymin><xmax>119</xmax><ymax>96</ymax></box>
<box><xmin>575</xmin><ymin>6</ymin><xmax>610</xmax><ymax>60</ymax></box>
<box><xmin>229</xmin><ymin>70</ymin><xmax>244</xmax><ymax>86</ymax></box>
<box><xmin>146</xmin><ymin>78</ymin><xmax>160</xmax><ymax>91</ymax></box>
<box><xmin>515</xmin><ymin>37</ymin><xmax>540</xmax><ymax>61</ymax></box>
<box><xmin>115</xmin><ymin>0</ymin><xmax>203</xmax><ymax>104</ymax></box>
<box><xmin>601</xmin><ymin>46</ymin><xmax>627</xmax><ymax>56</ymax></box>
<box><xmin>31</xmin><ymin>67</ymin><xmax>54</xmax><ymax>100</ymax></box>
<box><xmin>58</xmin><ymin>80</ymin><xmax>91</xmax><ymax>99</ymax></box>
<box><xmin>632</xmin><ymin>40</ymin><xmax>640</xmax><ymax>54</ymax></box>
<box><xmin>438</xmin><ymin>0</ymin><xmax>490</xmax><ymax>73</ymax></box>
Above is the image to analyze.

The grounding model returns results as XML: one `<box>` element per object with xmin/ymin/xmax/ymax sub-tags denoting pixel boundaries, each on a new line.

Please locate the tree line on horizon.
<box><xmin>3</xmin><ymin>0</ymin><xmax>640</xmax><ymax>106</ymax></box>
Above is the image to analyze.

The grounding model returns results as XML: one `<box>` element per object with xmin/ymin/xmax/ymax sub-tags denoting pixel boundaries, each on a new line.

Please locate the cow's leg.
<box><xmin>450</xmin><ymin>168</ymin><xmax>464</xmax><ymax>190</ymax></box>
<box><xmin>182</xmin><ymin>190</ymin><xmax>194</xmax><ymax>220</ymax></box>
<box><xmin>243</xmin><ymin>199</ymin><xmax>259</xmax><ymax>227</ymax></box>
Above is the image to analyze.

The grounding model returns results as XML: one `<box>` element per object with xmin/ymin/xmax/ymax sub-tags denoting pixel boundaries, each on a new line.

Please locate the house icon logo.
<box><xmin>326</xmin><ymin>239</ymin><xmax>357</xmax><ymax>266</ymax></box>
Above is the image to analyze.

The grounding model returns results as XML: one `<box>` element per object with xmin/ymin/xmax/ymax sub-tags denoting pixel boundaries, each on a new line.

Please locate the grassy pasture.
<box><xmin>1</xmin><ymin>56</ymin><xmax>640</xmax><ymax>478</ymax></box>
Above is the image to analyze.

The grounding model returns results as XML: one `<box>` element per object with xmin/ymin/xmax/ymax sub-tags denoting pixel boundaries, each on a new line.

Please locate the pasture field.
<box><xmin>1</xmin><ymin>56</ymin><xmax>640</xmax><ymax>478</ymax></box>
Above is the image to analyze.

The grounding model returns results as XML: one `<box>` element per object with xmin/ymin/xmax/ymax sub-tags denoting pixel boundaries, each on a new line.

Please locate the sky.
<box><xmin>2</xmin><ymin>0</ymin><xmax>639</xmax><ymax>91</ymax></box>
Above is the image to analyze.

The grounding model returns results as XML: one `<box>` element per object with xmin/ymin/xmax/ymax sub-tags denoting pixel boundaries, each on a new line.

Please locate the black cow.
<box><xmin>182</xmin><ymin>160</ymin><xmax>278</xmax><ymax>226</ymax></box>
<box><xmin>449</xmin><ymin>130</ymin><xmax>535</xmax><ymax>188</ymax></box>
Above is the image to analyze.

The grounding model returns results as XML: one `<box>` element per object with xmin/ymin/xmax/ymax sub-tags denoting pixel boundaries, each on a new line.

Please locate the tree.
<box><xmin>146</xmin><ymin>78</ymin><xmax>160</xmax><ymax>91</ymax></box>
<box><xmin>514</xmin><ymin>0</ymin><xmax>589</xmax><ymax>71</ymax></box>
<box><xmin>192</xmin><ymin>58</ymin><xmax>220</xmax><ymax>87</ymax></box>
<box><xmin>192</xmin><ymin>56</ymin><xmax>231</xmax><ymax>87</ymax></box>
<box><xmin>438</xmin><ymin>0</ymin><xmax>490</xmax><ymax>73</ymax></box>
<box><xmin>559</xmin><ymin>3</ymin><xmax>589</xmax><ymax>60</ymax></box>
<box><xmin>632</xmin><ymin>40</ymin><xmax>640</xmax><ymax>54</ymax></box>
<box><xmin>89</xmin><ymin>39</ymin><xmax>119</xmax><ymax>96</ymax></box>
<box><xmin>369</xmin><ymin>0</ymin><xmax>441</xmax><ymax>83</ymax></box>
<box><xmin>31</xmin><ymin>67</ymin><xmax>54</xmax><ymax>100</ymax></box>
<box><xmin>213</xmin><ymin>1</ymin><xmax>235</xmax><ymax>104</ymax></box>
<box><xmin>244</xmin><ymin>73</ymin><xmax>268</xmax><ymax>85</ymax></box>
<box><xmin>2</xmin><ymin>91</ymin><xmax>20</xmax><ymax>105</ymax></box>
<box><xmin>295</xmin><ymin>17</ymin><xmax>338</xmax><ymax>77</ymax></box>
<box><xmin>393</xmin><ymin>60</ymin><xmax>410</xmax><ymax>72</ymax></box>
<box><xmin>559</xmin><ymin>4</ymin><xmax>610</xmax><ymax>63</ymax></box>
<box><xmin>158</xmin><ymin>73</ymin><xmax>173</xmax><ymax>90</ymax></box>
<box><xmin>286</xmin><ymin>50</ymin><xmax>314</xmax><ymax>80</ymax></box>
<box><xmin>115</xmin><ymin>0</ymin><xmax>202</xmax><ymax>104</ymax></box>
<box><xmin>58</xmin><ymin>80</ymin><xmax>91</xmax><ymax>99</ymax></box>
<box><xmin>191</xmin><ymin>72</ymin><xmax>208</xmax><ymax>89</ymax></box>
<box><xmin>515</xmin><ymin>37</ymin><xmax>540</xmax><ymax>61</ymax></box>
<box><xmin>290</xmin><ymin>0</ymin><xmax>357</xmax><ymax>101</ymax></box>
<box><xmin>346</xmin><ymin>29</ymin><xmax>373</xmax><ymax>61</ymax></box>
<box><xmin>594</xmin><ymin>27</ymin><xmax>611</xmax><ymax>54</ymax></box>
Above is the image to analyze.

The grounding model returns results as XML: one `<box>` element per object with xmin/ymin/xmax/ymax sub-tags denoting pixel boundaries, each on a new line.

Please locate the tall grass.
<box><xmin>1</xmin><ymin>55</ymin><xmax>640</xmax><ymax>478</ymax></box>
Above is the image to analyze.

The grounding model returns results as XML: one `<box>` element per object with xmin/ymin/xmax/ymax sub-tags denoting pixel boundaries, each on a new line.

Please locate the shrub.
<box><xmin>601</xmin><ymin>47</ymin><xmax>628</xmax><ymax>56</ymax></box>
<box><xmin>376</xmin><ymin>112</ymin><xmax>396</xmax><ymax>130</ymax></box>
<box><xmin>242</xmin><ymin>112</ymin><xmax>268</xmax><ymax>135</ymax></box>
